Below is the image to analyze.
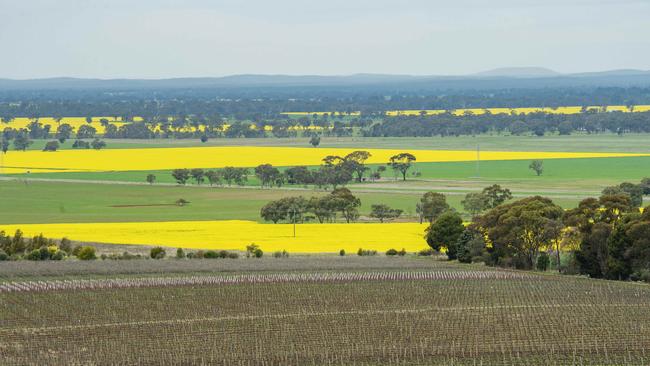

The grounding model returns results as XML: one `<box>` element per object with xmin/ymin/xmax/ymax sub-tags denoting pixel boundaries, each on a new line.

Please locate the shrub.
<box><xmin>357</xmin><ymin>248</ymin><xmax>377</xmax><ymax>256</ymax></box>
<box><xmin>398</xmin><ymin>248</ymin><xmax>407</xmax><ymax>256</ymax></box>
<box><xmin>0</xmin><ymin>250</ymin><xmax>8</xmax><ymax>261</ymax></box>
<box><xmin>24</xmin><ymin>249</ymin><xmax>41</xmax><ymax>261</ymax></box>
<box><xmin>339</xmin><ymin>249</ymin><xmax>346</xmax><ymax>256</ymax></box>
<box><xmin>273</xmin><ymin>250</ymin><xmax>289</xmax><ymax>258</ymax></box>
<box><xmin>59</xmin><ymin>237</ymin><xmax>72</xmax><ymax>254</ymax></box>
<box><xmin>385</xmin><ymin>248</ymin><xmax>398</xmax><ymax>256</ymax></box>
<box><xmin>203</xmin><ymin>250</ymin><xmax>220</xmax><ymax>259</ymax></box>
<box><xmin>253</xmin><ymin>248</ymin><xmax>263</xmax><ymax>258</ymax></box>
<box><xmin>76</xmin><ymin>246</ymin><xmax>96</xmax><ymax>260</ymax></box>
<box><xmin>537</xmin><ymin>252</ymin><xmax>550</xmax><ymax>271</ymax></box>
<box><xmin>150</xmin><ymin>247</ymin><xmax>166</xmax><ymax>259</ymax></box>
<box><xmin>176</xmin><ymin>248</ymin><xmax>185</xmax><ymax>259</ymax></box>
<box><xmin>50</xmin><ymin>250</ymin><xmax>65</xmax><ymax>260</ymax></box>
<box><xmin>227</xmin><ymin>252</ymin><xmax>239</xmax><ymax>259</ymax></box>
<box><xmin>418</xmin><ymin>248</ymin><xmax>435</xmax><ymax>256</ymax></box>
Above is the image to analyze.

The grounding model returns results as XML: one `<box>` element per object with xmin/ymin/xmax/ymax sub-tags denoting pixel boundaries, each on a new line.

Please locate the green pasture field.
<box><xmin>5</xmin><ymin>156</ymin><xmax>648</xmax><ymax>195</ymax></box>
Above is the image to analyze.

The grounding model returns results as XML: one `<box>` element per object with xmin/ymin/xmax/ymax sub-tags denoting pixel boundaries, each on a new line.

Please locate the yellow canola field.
<box><xmin>285</xmin><ymin>105</ymin><xmax>650</xmax><ymax>117</ymax></box>
<box><xmin>4</xmin><ymin>117</ymin><xmax>127</xmax><ymax>134</ymax></box>
<box><xmin>1</xmin><ymin>146</ymin><xmax>646</xmax><ymax>174</ymax></box>
<box><xmin>1</xmin><ymin>220</ymin><xmax>431</xmax><ymax>253</ymax></box>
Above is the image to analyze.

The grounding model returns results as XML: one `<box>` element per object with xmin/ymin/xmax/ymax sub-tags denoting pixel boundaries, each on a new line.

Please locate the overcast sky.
<box><xmin>1</xmin><ymin>0</ymin><xmax>649</xmax><ymax>79</ymax></box>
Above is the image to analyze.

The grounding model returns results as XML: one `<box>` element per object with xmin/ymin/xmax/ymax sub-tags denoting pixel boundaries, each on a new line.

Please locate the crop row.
<box><xmin>0</xmin><ymin>269</ymin><xmax>530</xmax><ymax>293</ymax></box>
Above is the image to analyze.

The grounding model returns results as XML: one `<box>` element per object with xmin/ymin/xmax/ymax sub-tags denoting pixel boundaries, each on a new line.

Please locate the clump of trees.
<box><xmin>0</xmin><ymin>230</ymin><xmax>72</xmax><ymax>261</ymax></box>
<box><xmin>260</xmin><ymin>188</ymin><xmax>362</xmax><ymax>224</ymax></box>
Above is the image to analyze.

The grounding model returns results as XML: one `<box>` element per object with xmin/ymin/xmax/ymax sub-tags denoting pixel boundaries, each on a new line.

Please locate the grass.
<box><xmin>0</xmin><ymin>180</ymin><xmax>449</xmax><ymax>224</ymax></box>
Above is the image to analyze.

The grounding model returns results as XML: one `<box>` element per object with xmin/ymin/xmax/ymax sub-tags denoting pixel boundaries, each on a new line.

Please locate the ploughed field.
<box><xmin>1</xmin><ymin>258</ymin><xmax>649</xmax><ymax>365</ymax></box>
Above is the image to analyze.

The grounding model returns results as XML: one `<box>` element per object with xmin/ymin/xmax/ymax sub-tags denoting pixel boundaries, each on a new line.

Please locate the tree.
<box><xmin>425</xmin><ymin>211</ymin><xmax>465</xmax><ymax>259</ymax></box>
<box><xmin>529</xmin><ymin>160</ymin><xmax>544</xmax><ymax>176</ymax></box>
<box><xmin>72</xmin><ymin>140</ymin><xmax>90</xmax><ymax>149</ymax></box>
<box><xmin>417</xmin><ymin>192</ymin><xmax>449</xmax><ymax>224</ymax></box>
<box><xmin>42</xmin><ymin>140</ymin><xmax>60</xmax><ymax>152</ymax></box>
<box><xmin>388</xmin><ymin>153</ymin><xmax>416</xmax><ymax>181</ymax></box>
<box><xmin>205</xmin><ymin>170</ymin><xmax>222</xmax><ymax>186</ymax></box>
<box><xmin>76</xmin><ymin>125</ymin><xmax>97</xmax><ymax>139</ymax></box>
<box><xmin>172</xmin><ymin>169</ymin><xmax>190</xmax><ymax>185</ymax></box>
<box><xmin>222</xmin><ymin>167</ymin><xmax>248</xmax><ymax>186</ymax></box>
<box><xmin>91</xmin><ymin>138</ymin><xmax>106</xmax><ymax>150</ymax></box>
<box><xmin>456</xmin><ymin>226</ymin><xmax>486</xmax><ymax>264</ymax></box>
<box><xmin>481</xmin><ymin>184</ymin><xmax>512</xmax><ymax>208</ymax></box>
<box><xmin>369</xmin><ymin>204</ymin><xmax>403</xmax><ymax>223</ymax></box>
<box><xmin>478</xmin><ymin>196</ymin><xmax>564</xmax><ymax>269</ymax></box>
<box><xmin>176</xmin><ymin>248</ymin><xmax>186</xmax><ymax>259</ymax></box>
<box><xmin>461</xmin><ymin>192</ymin><xmax>489</xmax><ymax>217</ymax></box>
<box><xmin>13</xmin><ymin>131</ymin><xmax>32</xmax><ymax>151</ymax></box>
<box><xmin>330</xmin><ymin>188</ymin><xmax>361</xmax><ymax>223</ymax></box>
<box><xmin>260</xmin><ymin>196</ymin><xmax>308</xmax><ymax>224</ymax></box>
<box><xmin>260</xmin><ymin>200</ymin><xmax>286</xmax><ymax>224</ymax></box>
<box><xmin>190</xmin><ymin>168</ymin><xmax>205</xmax><ymax>185</ymax></box>
<box><xmin>343</xmin><ymin>150</ymin><xmax>372</xmax><ymax>182</ymax></box>
<box><xmin>640</xmin><ymin>177</ymin><xmax>650</xmax><ymax>195</ymax></box>
<box><xmin>1</xmin><ymin>138</ymin><xmax>9</xmax><ymax>154</ymax></box>
<box><xmin>307</xmin><ymin>196</ymin><xmax>337</xmax><ymax>223</ymax></box>
<box><xmin>255</xmin><ymin>164</ymin><xmax>281</xmax><ymax>188</ymax></box>
<box><xmin>55</xmin><ymin>123</ymin><xmax>73</xmax><ymax>143</ymax></box>
<box><xmin>309</xmin><ymin>134</ymin><xmax>320</xmax><ymax>147</ymax></box>
<box><xmin>146</xmin><ymin>174</ymin><xmax>156</xmax><ymax>185</ymax></box>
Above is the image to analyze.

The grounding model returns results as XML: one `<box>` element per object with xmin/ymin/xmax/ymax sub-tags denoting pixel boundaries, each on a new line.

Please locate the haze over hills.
<box><xmin>1</xmin><ymin>68</ymin><xmax>650</xmax><ymax>92</ymax></box>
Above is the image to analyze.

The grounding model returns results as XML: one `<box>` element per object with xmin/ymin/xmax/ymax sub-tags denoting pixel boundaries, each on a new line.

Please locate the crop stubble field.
<box><xmin>1</xmin><ymin>258</ymin><xmax>650</xmax><ymax>365</ymax></box>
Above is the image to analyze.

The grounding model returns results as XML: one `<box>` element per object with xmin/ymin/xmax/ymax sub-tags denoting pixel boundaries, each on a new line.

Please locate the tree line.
<box><xmin>166</xmin><ymin>151</ymin><xmax>417</xmax><ymax>189</ymax></box>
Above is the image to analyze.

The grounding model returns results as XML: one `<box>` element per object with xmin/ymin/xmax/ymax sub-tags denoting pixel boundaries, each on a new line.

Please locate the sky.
<box><xmin>1</xmin><ymin>0</ymin><xmax>649</xmax><ymax>79</ymax></box>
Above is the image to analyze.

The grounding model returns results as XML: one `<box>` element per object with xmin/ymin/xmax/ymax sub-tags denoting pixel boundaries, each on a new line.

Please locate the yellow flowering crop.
<box><xmin>1</xmin><ymin>146</ymin><xmax>645</xmax><ymax>174</ymax></box>
<box><xmin>1</xmin><ymin>220</ymin><xmax>431</xmax><ymax>253</ymax></box>
<box><xmin>3</xmin><ymin>117</ymin><xmax>126</xmax><ymax>134</ymax></box>
<box><xmin>284</xmin><ymin>105</ymin><xmax>650</xmax><ymax>116</ymax></box>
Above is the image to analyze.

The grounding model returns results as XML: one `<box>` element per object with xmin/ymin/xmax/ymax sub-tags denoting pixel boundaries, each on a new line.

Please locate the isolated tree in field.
<box><xmin>369</xmin><ymin>204</ymin><xmax>403</xmax><ymax>223</ymax></box>
<box><xmin>478</xmin><ymin>196</ymin><xmax>563</xmax><ymax>269</ymax></box>
<box><xmin>42</xmin><ymin>140</ymin><xmax>59</xmax><ymax>152</ymax></box>
<box><xmin>13</xmin><ymin>131</ymin><xmax>32</xmax><ymax>151</ymax></box>
<box><xmin>482</xmin><ymin>184</ymin><xmax>512</xmax><ymax>208</ymax></box>
<box><xmin>529</xmin><ymin>160</ymin><xmax>544</xmax><ymax>176</ymax></box>
<box><xmin>255</xmin><ymin>164</ymin><xmax>281</xmax><ymax>188</ymax></box>
<box><xmin>417</xmin><ymin>192</ymin><xmax>450</xmax><ymax>224</ymax></box>
<box><xmin>172</xmin><ymin>169</ymin><xmax>190</xmax><ymax>185</ymax></box>
<box><xmin>190</xmin><ymin>168</ymin><xmax>205</xmax><ymax>185</ymax></box>
<box><xmin>425</xmin><ymin>211</ymin><xmax>465</xmax><ymax>259</ymax></box>
<box><xmin>461</xmin><ymin>192</ymin><xmax>489</xmax><ymax>217</ymax></box>
<box><xmin>55</xmin><ymin>123</ymin><xmax>73</xmax><ymax>143</ymax></box>
<box><xmin>309</xmin><ymin>134</ymin><xmax>320</xmax><ymax>147</ymax></box>
<box><xmin>146</xmin><ymin>174</ymin><xmax>156</xmax><ymax>185</ymax></box>
<box><xmin>91</xmin><ymin>138</ymin><xmax>106</xmax><ymax>150</ymax></box>
<box><xmin>388</xmin><ymin>152</ymin><xmax>416</xmax><ymax>181</ymax></box>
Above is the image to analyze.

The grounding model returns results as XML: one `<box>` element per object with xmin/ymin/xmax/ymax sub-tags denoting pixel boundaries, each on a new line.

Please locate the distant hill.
<box><xmin>2</xmin><ymin>69</ymin><xmax>650</xmax><ymax>92</ymax></box>
<box><xmin>473</xmin><ymin>67</ymin><xmax>561</xmax><ymax>78</ymax></box>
